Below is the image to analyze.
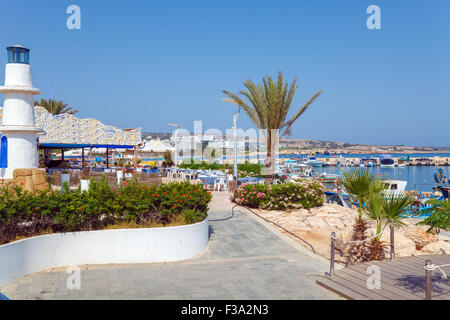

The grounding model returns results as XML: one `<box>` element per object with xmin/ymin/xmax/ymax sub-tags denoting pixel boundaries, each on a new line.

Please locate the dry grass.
<box><xmin>104</xmin><ymin>215</ymin><xmax>187</xmax><ymax>230</ymax></box>
<box><xmin>11</xmin><ymin>216</ymin><xmax>188</xmax><ymax>242</ymax></box>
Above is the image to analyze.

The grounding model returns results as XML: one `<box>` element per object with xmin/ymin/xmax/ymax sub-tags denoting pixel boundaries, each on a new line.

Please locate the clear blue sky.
<box><xmin>1</xmin><ymin>0</ymin><xmax>449</xmax><ymax>147</ymax></box>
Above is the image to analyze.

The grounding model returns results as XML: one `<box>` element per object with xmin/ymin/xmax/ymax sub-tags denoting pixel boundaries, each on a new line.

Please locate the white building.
<box><xmin>0</xmin><ymin>45</ymin><xmax>45</xmax><ymax>179</ymax></box>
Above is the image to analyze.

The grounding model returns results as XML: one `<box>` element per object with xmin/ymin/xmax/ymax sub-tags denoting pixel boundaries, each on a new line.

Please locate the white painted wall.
<box><xmin>2</xmin><ymin>92</ymin><xmax>36</xmax><ymax>126</ymax></box>
<box><xmin>0</xmin><ymin>218</ymin><xmax>209</xmax><ymax>287</ymax></box>
<box><xmin>0</xmin><ymin>132</ymin><xmax>39</xmax><ymax>179</ymax></box>
<box><xmin>4</xmin><ymin>64</ymin><xmax>33</xmax><ymax>88</ymax></box>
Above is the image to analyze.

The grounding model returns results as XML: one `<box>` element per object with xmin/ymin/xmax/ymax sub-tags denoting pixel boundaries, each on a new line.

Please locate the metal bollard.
<box><xmin>330</xmin><ymin>232</ymin><xmax>336</xmax><ymax>277</ymax></box>
<box><xmin>425</xmin><ymin>259</ymin><xmax>432</xmax><ymax>300</ymax></box>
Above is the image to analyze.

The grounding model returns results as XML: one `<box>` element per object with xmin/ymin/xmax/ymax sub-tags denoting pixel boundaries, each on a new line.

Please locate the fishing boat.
<box><xmin>380</xmin><ymin>154</ymin><xmax>395</xmax><ymax>168</ymax></box>
<box><xmin>382</xmin><ymin>179</ymin><xmax>407</xmax><ymax>197</ymax></box>
<box><xmin>306</xmin><ymin>157</ymin><xmax>324</xmax><ymax>168</ymax></box>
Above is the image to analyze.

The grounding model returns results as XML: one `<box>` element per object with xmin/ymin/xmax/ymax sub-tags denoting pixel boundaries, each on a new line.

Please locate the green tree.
<box><xmin>164</xmin><ymin>150</ymin><xmax>174</xmax><ymax>167</ymax></box>
<box><xmin>34</xmin><ymin>99</ymin><xmax>78</xmax><ymax>115</ymax></box>
<box><xmin>419</xmin><ymin>199</ymin><xmax>450</xmax><ymax>233</ymax></box>
<box><xmin>223</xmin><ymin>72</ymin><xmax>322</xmax><ymax>184</ymax></box>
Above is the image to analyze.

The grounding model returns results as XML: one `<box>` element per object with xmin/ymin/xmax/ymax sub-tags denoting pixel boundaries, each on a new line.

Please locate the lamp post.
<box><xmin>222</xmin><ymin>98</ymin><xmax>240</xmax><ymax>179</ymax></box>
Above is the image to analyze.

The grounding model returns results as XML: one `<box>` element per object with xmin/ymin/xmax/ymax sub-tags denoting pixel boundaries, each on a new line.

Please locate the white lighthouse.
<box><xmin>0</xmin><ymin>45</ymin><xmax>45</xmax><ymax>179</ymax></box>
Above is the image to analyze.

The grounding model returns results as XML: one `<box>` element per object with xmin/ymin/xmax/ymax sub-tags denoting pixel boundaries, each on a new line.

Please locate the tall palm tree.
<box><xmin>223</xmin><ymin>72</ymin><xmax>322</xmax><ymax>184</ymax></box>
<box><xmin>34</xmin><ymin>99</ymin><xmax>78</xmax><ymax>115</ymax></box>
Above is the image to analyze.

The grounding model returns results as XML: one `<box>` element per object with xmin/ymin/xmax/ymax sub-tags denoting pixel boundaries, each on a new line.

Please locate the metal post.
<box><xmin>330</xmin><ymin>232</ymin><xmax>336</xmax><ymax>277</ymax></box>
<box><xmin>425</xmin><ymin>260</ymin><xmax>432</xmax><ymax>300</ymax></box>
<box><xmin>233</xmin><ymin>112</ymin><xmax>239</xmax><ymax>179</ymax></box>
<box><xmin>390</xmin><ymin>221</ymin><xmax>395</xmax><ymax>261</ymax></box>
<box><xmin>106</xmin><ymin>148</ymin><xmax>109</xmax><ymax>168</ymax></box>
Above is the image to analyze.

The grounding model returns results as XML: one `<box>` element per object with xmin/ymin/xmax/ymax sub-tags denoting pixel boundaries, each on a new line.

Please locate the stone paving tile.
<box><xmin>2</xmin><ymin>208</ymin><xmax>340</xmax><ymax>300</ymax></box>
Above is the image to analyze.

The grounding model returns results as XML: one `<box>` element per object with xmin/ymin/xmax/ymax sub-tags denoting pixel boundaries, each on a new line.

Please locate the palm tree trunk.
<box><xmin>265</xmin><ymin>130</ymin><xmax>274</xmax><ymax>185</ymax></box>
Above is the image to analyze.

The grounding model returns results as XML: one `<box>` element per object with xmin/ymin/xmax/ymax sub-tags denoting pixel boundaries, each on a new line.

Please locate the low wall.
<box><xmin>0</xmin><ymin>218</ymin><xmax>209</xmax><ymax>287</ymax></box>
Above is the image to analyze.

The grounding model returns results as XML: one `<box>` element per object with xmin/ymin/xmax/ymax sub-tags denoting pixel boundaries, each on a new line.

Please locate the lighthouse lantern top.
<box><xmin>7</xmin><ymin>45</ymin><xmax>30</xmax><ymax>64</ymax></box>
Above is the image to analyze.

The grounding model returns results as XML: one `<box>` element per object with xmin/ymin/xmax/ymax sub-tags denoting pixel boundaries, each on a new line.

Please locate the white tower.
<box><xmin>0</xmin><ymin>45</ymin><xmax>45</xmax><ymax>179</ymax></box>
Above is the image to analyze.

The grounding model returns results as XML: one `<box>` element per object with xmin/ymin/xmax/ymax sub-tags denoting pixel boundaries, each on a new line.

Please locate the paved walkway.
<box><xmin>2</xmin><ymin>194</ymin><xmax>340</xmax><ymax>300</ymax></box>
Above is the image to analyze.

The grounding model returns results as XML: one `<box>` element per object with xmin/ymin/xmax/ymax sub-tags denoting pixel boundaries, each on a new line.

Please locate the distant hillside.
<box><xmin>142</xmin><ymin>133</ymin><xmax>449</xmax><ymax>153</ymax></box>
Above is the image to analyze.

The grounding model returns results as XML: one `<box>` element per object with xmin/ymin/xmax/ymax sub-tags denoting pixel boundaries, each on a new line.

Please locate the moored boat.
<box><xmin>380</xmin><ymin>154</ymin><xmax>395</xmax><ymax>168</ymax></box>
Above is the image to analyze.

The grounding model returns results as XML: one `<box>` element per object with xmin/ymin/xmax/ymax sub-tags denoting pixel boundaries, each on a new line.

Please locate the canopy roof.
<box><xmin>35</xmin><ymin>106</ymin><xmax>141</xmax><ymax>147</ymax></box>
<box><xmin>141</xmin><ymin>139</ymin><xmax>175</xmax><ymax>153</ymax></box>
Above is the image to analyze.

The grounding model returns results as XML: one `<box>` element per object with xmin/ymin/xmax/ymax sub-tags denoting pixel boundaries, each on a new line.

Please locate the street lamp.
<box><xmin>222</xmin><ymin>98</ymin><xmax>240</xmax><ymax>179</ymax></box>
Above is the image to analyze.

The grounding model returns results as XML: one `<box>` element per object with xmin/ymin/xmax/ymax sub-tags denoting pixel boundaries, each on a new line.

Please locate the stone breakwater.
<box><xmin>251</xmin><ymin>204</ymin><xmax>450</xmax><ymax>263</ymax></box>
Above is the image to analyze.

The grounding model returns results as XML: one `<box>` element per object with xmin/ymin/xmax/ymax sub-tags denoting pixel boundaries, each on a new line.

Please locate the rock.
<box><xmin>380</xmin><ymin>232</ymin><xmax>416</xmax><ymax>257</ymax></box>
<box><xmin>13</xmin><ymin>168</ymin><xmax>33</xmax><ymax>178</ymax></box>
<box><xmin>307</xmin><ymin>217</ymin><xmax>328</xmax><ymax>228</ymax></box>
<box><xmin>10</xmin><ymin>168</ymin><xmax>49</xmax><ymax>193</ymax></box>
<box><xmin>31</xmin><ymin>169</ymin><xmax>47</xmax><ymax>185</ymax></box>
<box><xmin>402</xmin><ymin>226</ymin><xmax>439</xmax><ymax>250</ymax></box>
<box><xmin>420</xmin><ymin>241</ymin><xmax>450</xmax><ymax>255</ymax></box>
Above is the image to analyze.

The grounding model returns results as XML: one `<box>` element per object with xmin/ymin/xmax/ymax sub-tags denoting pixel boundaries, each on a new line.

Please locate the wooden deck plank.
<box><xmin>331</xmin><ymin>273</ymin><xmax>390</xmax><ymax>300</ymax></box>
<box><xmin>349</xmin><ymin>262</ymin><xmax>428</xmax><ymax>299</ymax></box>
<box><xmin>353</xmin><ymin>259</ymin><xmax>450</xmax><ymax>299</ymax></box>
<box><xmin>338</xmin><ymin>266</ymin><xmax>422</xmax><ymax>300</ymax></box>
<box><xmin>316</xmin><ymin>278</ymin><xmax>371</xmax><ymax>300</ymax></box>
<box><xmin>317</xmin><ymin>254</ymin><xmax>450</xmax><ymax>300</ymax></box>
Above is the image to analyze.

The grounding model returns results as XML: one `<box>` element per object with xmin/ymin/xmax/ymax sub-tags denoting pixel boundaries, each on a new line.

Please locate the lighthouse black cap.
<box><xmin>7</xmin><ymin>45</ymin><xmax>30</xmax><ymax>64</ymax></box>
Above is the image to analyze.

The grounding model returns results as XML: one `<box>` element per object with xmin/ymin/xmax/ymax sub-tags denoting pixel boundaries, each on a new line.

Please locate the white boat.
<box><xmin>307</xmin><ymin>158</ymin><xmax>324</xmax><ymax>168</ymax></box>
<box><xmin>380</xmin><ymin>154</ymin><xmax>395</xmax><ymax>168</ymax></box>
<box><xmin>383</xmin><ymin>180</ymin><xmax>407</xmax><ymax>197</ymax></box>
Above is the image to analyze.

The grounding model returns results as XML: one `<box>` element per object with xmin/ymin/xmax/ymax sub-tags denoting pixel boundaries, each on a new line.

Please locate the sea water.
<box><xmin>314</xmin><ymin>166</ymin><xmax>450</xmax><ymax>192</ymax></box>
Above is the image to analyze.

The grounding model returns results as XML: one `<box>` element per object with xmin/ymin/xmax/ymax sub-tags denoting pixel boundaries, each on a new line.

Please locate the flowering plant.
<box><xmin>232</xmin><ymin>180</ymin><xmax>325</xmax><ymax>211</ymax></box>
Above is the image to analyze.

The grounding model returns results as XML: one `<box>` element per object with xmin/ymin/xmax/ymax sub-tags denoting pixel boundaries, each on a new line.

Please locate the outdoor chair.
<box><xmin>214</xmin><ymin>177</ymin><xmax>228</xmax><ymax>192</ymax></box>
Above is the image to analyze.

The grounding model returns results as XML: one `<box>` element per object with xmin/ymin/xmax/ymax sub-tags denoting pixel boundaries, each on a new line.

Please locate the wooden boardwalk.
<box><xmin>317</xmin><ymin>254</ymin><xmax>450</xmax><ymax>300</ymax></box>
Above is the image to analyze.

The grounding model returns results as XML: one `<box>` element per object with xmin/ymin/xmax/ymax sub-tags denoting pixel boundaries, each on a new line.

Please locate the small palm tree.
<box><xmin>382</xmin><ymin>193</ymin><xmax>413</xmax><ymax>228</ymax></box>
<box><xmin>340</xmin><ymin>168</ymin><xmax>385</xmax><ymax>219</ymax></box>
<box><xmin>366</xmin><ymin>192</ymin><xmax>413</xmax><ymax>261</ymax></box>
<box><xmin>223</xmin><ymin>72</ymin><xmax>322</xmax><ymax>184</ymax></box>
<box><xmin>341</xmin><ymin>169</ymin><xmax>385</xmax><ymax>265</ymax></box>
<box><xmin>34</xmin><ymin>99</ymin><xmax>78</xmax><ymax>115</ymax></box>
<box><xmin>366</xmin><ymin>192</ymin><xmax>387</xmax><ymax>260</ymax></box>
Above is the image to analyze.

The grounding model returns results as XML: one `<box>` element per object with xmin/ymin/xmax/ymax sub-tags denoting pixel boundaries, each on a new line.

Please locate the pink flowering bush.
<box><xmin>233</xmin><ymin>180</ymin><xmax>325</xmax><ymax>211</ymax></box>
<box><xmin>232</xmin><ymin>183</ymin><xmax>267</xmax><ymax>208</ymax></box>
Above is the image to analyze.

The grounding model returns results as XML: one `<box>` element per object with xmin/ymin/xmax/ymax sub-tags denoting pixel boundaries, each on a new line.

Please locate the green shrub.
<box><xmin>183</xmin><ymin>209</ymin><xmax>207</xmax><ymax>224</ymax></box>
<box><xmin>418</xmin><ymin>199</ymin><xmax>450</xmax><ymax>233</ymax></box>
<box><xmin>0</xmin><ymin>176</ymin><xmax>211</xmax><ymax>245</ymax></box>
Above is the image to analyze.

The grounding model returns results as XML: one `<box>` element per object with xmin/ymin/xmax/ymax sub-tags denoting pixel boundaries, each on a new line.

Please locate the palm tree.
<box><xmin>382</xmin><ymin>193</ymin><xmax>412</xmax><ymax>228</ymax></box>
<box><xmin>366</xmin><ymin>192</ymin><xmax>387</xmax><ymax>260</ymax></box>
<box><xmin>34</xmin><ymin>99</ymin><xmax>78</xmax><ymax>115</ymax></box>
<box><xmin>340</xmin><ymin>168</ymin><xmax>385</xmax><ymax>219</ymax></box>
<box><xmin>366</xmin><ymin>192</ymin><xmax>413</xmax><ymax>260</ymax></box>
<box><xmin>341</xmin><ymin>169</ymin><xmax>385</xmax><ymax>265</ymax></box>
<box><xmin>223</xmin><ymin>72</ymin><xmax>322</xmax><ymax>184</ymax></box>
